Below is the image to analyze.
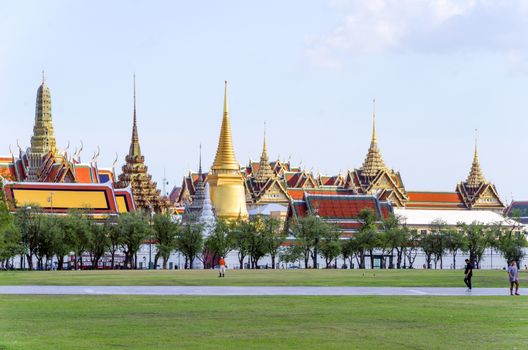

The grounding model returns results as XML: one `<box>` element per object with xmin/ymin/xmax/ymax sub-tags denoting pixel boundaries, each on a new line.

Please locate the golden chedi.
<box><xmin>207</xmin><ymin>81</ymin><xmax>248</xmax><ymax>219</ymax></box>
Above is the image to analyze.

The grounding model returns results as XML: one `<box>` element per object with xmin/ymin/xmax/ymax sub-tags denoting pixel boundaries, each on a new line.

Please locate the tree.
<box><xmin>491</xmin><ymin>221</ymin><xmax>527</xmax><ymax>267</ymax></box>
<box><xmin>177</xmin><ymin>222</ymin><xmax>204</xmax><ymax>269</ymax></box>
<box><xmin>261</xmin><ymin>216</ymin><xmax>286</xmax><ymax>269</ymax></box>
<box><xmin>248</xmin><ymin>216</ymin><xmax>267</xmax><ymax>269</ymax></box>
<box><xmin>280</xmin><ymin>244</ymin><xmax>303</xmax><ymax>267</ymax></box>
<box><xmin>65</xmin><ymin>211</ymin><xmax>91</xmax><ymax>270</ymax></box>
<box><xmin>51</xmin><ymin>216</ymin><xmax>74</xmax><ymax>270</ymax></box>
<box><xmin>341</xmin><ymin>237</ymin><xmax>361</xmax><ymax>269</ymax></box>
<box><xmin>152</xmin><ymin>214</ymin><xmax>179</xmax><ymax>269</ymax></box>
<box><xmin>117</xmin><ymin>212</ymin><xmax>150</xmax><ymax>269</ymax></box>
<box><xmin>15</xmin><ymin>206</ymin><xmax>44</xmax><ymax>270</ymax></box>
<box><xmin>108</xmin><ymin>223</ymin><xmax>123</xmax><ymax>269</ymax></box>
<box><xmin>404</xmin><ymin>229</ymin><xmax>420</xmax><ymax>269</ymax></box>
<box><xmin>86</xmin><ymin>221</ymin><xmax>110</xmax><ymax>269</ymax></box>
<box><xmin>230</xmin><ymin>218</ymin><xmax>253</xmax><ymax>269</ymax></box>
<box><xmin>290</xmin><ymin>215</ymin><xmax>331</xmax><ymax>269</ymax></box>
<box><xmin>0</xmin><ymin>189</ymin><xmax>22</xmax><ymax>268</ymax></box>
<box><xmin>420</xmin><ymin>233</ymin><xmax>435</xmax><ymax>269</ymax></box>
<box><xmin>429</xmin><ymin>219</ymin><xmax>448</xmax><ymax>269</ymax></box>
<box><xmin>444</xmin><ymin>229</ymin><xmax>467</xmax><ymax>269</ymax></box>
<box><xmin>458</xmin><ymin>221</ymin><xmax>492</xmax><ymax>269</ymax></box>
<box><xmin>356</xmin><ymin>209</ymin><xmax>380</xmax><ymax>269</ymax></box>
<box><xmin>380</xmin><ymin>215</ymin><xmax>407</xmax><ymax>269</ymax></box>
<box><xmin>35</xmin><ymin>216</ymin><xmax>57</xmax><ymax>270</ymax></box>
<box><xmin>204</xmin><ymin>219</ymin><xmax>235</xmax><ymax>265</ymax></box>
<box><xmin>320</xmin><ymin>229</ymin><xmax>341</xmax><ymax>268</ymax></box>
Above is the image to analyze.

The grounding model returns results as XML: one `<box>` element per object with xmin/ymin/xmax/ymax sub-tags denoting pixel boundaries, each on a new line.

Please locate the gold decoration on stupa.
<box><xmin>208</xmin><ymin>81</ymin><xmax>248</xmax><ymax>219</ymax></box>
<box><xmin>360</xmin><ymin>99</ymin><xmax>386</xmax><ymax>178</ymax></box>
<box><xmin>254</xmin><ymin>124</ymin><xmax>275</xmax><ymax>184</ymax></box>
<box><xmin>116</xmin><ymin>75</ymin><xmax>167</xmax><ymax>212</ymax></box>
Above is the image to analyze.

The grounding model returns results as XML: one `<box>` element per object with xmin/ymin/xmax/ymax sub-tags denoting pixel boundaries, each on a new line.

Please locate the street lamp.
<box><xmin>47</xmin><ymin>191</ymin><xmax>55</xmax><ymax>214</ymax></box>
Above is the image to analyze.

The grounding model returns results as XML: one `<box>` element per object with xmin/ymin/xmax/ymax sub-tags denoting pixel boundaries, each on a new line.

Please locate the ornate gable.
<box><xmin>255</xmin><ymin>177</ymin><xmax>290</xmax><ymax>204</ymax></box>
<box><xmin>456</xmin><ymin>141</ymin><xmax>504</xmax><ymax>211</ymax></box>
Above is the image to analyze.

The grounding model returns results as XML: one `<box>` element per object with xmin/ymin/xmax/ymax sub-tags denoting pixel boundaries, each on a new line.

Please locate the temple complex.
<box><xmin>115</xmin><ymin>77</ymin><xmax>169</xmax><ymax>213</ymax></box>
<box><xmin>172</xmin><ymin>98</ymin><xmax>508</xmax><ymax>234</ymax></box>
<box><xmin>206</xmin><ymin>81</ymin><xmax>248</xmax><ymax>219</ymax></box>
<box><xmin>0</xmin><ymin>76</ymin><xmax>135</xmax><ymax>216</ymax></box>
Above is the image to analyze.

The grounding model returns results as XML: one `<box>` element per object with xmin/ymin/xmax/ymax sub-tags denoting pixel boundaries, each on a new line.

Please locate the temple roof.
<box><xmin>211</xmin><ymin>81</ymin><xmax>240</xmax><ymax>172</ymax></box>
<box><xmin>406</xmin><ymin>191</ymin><xmax>466</xmax><ymax>209</ymax></box>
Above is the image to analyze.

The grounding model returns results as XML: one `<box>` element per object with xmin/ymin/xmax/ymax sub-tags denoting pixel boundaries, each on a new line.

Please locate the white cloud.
<box><xmin>308</xmin><ymin>0</ymin><xmax>528</xmax><ymax>69</ymax></box>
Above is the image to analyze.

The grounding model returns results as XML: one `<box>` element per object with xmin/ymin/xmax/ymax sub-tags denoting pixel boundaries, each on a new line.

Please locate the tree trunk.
<box><xmin>238</xmin><ymin>253</ymin><xmax>245</xmax><ymax>269</ymax></box>
<box><xmin>452</xmin><ymin>252</ymin><xmax>457</xmax><ymax>269</ymax></box>
<box><xmin>369</xmin><ymin>249</ymin><xmax>374</xmax><ymax>269</ymax></box>
<box><xmin>57</xmin><ymin>256</ymin><xmax>64</xmax><ymax>270</ymax></box>
<box><xmin>26</xmin><ymin>254</ymin><xmax>33</xmax><ymax>271</ymax></box>
<box><xmin>154</xmin><ymin>253</ymin><xmax>160</xmax><ymax>270</ymax></box>
<box><xmin>111</xmin><ymin>250</ymin><xmax>116</xmax><ymax>269</ymax></box>
<box><xmin>271</xmin><ymin>253</ymin><xmax>276</xmax><ymax>269</ymax></box>
<box><xmin>312</xmin><ymin>247</ymin><xmax>318</xmax><ymax>269</ymax></box>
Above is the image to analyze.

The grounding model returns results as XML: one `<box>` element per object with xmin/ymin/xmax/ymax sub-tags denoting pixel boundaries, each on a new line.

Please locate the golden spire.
<box><xmin>212</xmin><ymin>81</ymin><xmax>240</xmax><ymax>172</ymax></box>
<box><xmin>30</xmin><ymin>73</ymin><xmax>57</xmax><ymax>155</ymax></box>
<box><xmin>465</xmin><ymin>129</ymin><xmax>486</xmax><ymax>188</ymax></box>
<box><xmin>255</xmin><ymin>122</ymin><xmax>274</xmax><ymax>183</ymax></box>
<box><xmin>361</xmin><ymin>99</ymin><xmax>386</xmax><ymax>177</ymax></box>
<box><xmin>129</xmin><ymin>73</ymin><xmax>142</xmax><ymax>157</ymax></box>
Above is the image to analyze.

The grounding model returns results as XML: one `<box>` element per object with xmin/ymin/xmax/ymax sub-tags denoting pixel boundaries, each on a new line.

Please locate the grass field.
<box><xmin>0</xmin><ymin>269</ymin><xmax>524</xmax><ymax>287</ymax></box>
<box><xmin>0</xmin><ymin>295</ymin><xmax>526</xmax><ymax>350</ymax></box>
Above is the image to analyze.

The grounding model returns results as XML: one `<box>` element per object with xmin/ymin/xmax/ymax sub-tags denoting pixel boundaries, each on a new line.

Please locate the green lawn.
<box><xmin>0</xmin><ymin>269</ymin><xmax>523</xmax><ymax>287</ymax></box>
<box><xmin>0</xmin><ymin>295</ymin><xmax>526</xmax><ymax>349</ymax></box>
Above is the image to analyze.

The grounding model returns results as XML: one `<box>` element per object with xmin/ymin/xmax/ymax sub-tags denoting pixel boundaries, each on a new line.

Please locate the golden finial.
<box><xmin>372</xmin><ymin>98</ymin><xmax>377</xmax><ymax>142</ymax></box>
<box><xmin>474</xmin><ymin>128</ymin><xmax>478</xmax><ymax>158</ymax></box>
<box><xmin>42</xmin><ymin>70</ymin><xmax>45</xmax><ymax>84</ymax></box>
<box><xmin>224</xmin><ymin>80</ymin><xmax>228</xmax><ymax>116</ymax></box>
<box><xmin>263</xmin><ymin>122</ymin><xmax>267</xmax><ymax>153</ymax></box>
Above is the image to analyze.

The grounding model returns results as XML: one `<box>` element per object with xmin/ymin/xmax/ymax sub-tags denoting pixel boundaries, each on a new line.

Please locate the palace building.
<box><xmin>0</xmin><ymin>77</ymin><xmax>135</xmax><ymax>216</ymax></box>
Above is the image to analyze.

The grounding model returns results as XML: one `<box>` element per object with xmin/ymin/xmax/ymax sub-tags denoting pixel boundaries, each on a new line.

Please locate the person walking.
<box><xmin>508</xmin><ymin>261</ymin><xmax>520</xmax><ymax>296</ymax></box>
<box><xmin>464</xmin><ymin>259</ymin><xmax>473</xmax><ymax>292</ymax></box>
<box><xmin>218</xmin><ymin>256</ymin><xmax>226</xmax><ymax>278</ymax></box>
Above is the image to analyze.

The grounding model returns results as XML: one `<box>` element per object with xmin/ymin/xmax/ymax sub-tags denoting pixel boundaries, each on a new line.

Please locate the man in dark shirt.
<box><xmin>464</xmin><ymin>259</ymin><xmax>473</xmax><ymax>292</ymax></box>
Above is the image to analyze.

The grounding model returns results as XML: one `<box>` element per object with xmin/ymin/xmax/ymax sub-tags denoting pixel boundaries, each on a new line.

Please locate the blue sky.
<box><xmin>1</xmin><ymin>0</ymin><xmax>527</xmax><ymax>200</ymax></box>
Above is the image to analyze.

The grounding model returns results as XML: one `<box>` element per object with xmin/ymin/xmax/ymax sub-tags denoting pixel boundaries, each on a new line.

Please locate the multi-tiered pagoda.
<box><xmin>115</xmin><ymin>78</ymin><xmax>168</xmax><ymax>212</ymax></box>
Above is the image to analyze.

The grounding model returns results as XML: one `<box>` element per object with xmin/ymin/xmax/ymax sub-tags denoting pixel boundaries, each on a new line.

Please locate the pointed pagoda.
<box><xmin>456</xmin><ymin>135</ymin><xmax>504</xmax><ymax>211</ymax></box>
<box><xmin>187</xmin><ymin>145</ymin><xmax>206</xmax><ymax>217</ymax></box>
<box><xmin>245</xmin><ymin>126</ymin><xmax>289</xmax><ymax>208</ymax></box>
<box><xmin>27</xmin><ymin>73</ymin><xmax>58</xmax><ymax>180</ymax></box>
<box><xmin>116</xmin><ymin>76</ymin><xmax>168</xmax><ymax>212</ymax></box>
<box><xmin>360</xmin><ymin>107</ymin><xmax>386</xmax><ymax>177</ymax></box>
<box><xmin>207</xmin><ymin>81</ymin><xmax>248</xmax><ymax>219</ymax></box>
<box><xmin>346</xmin><ymin>100</ymin><xmax>408</xmax><ymax>206</ymax></box>
<box><xmin>254</xmin><ymin>126</ymin><xmax>275</xmax><ymax>184</ymax></box>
